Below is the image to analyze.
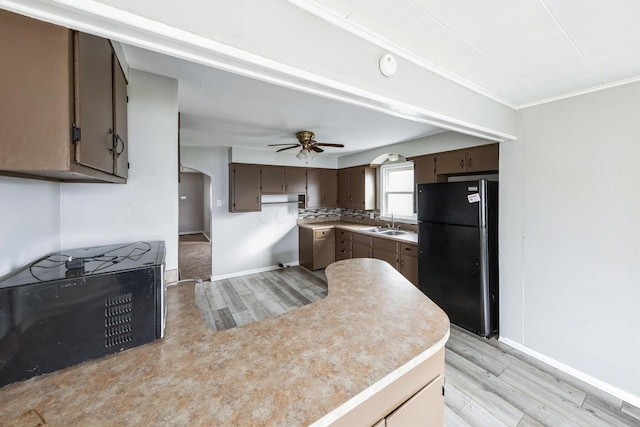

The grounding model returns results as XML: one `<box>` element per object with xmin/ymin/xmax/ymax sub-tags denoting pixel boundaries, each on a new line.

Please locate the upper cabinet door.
<box><xmin>306</xmin><ymin>168</ymin><xmax>322</xmax><ymax>208</ymax></box>
<box><xmin>230</xmin><ymin>164</ymin><xmax>261</xmax><ymax>212</ymax></box>
<box><xmin>0</xmin><ymin>10</ymin><xmax>73</xmax><ymax>172</ymax></box>
<box><xmin>285</xmin><ymin>167</ymin><xmax>307</xmax><ymax>193</ymax></box>
<box><xmin>322</xmin><ymin>170</ymin><xmax>338</xmax><ymax>208</ymax></box>
<box><xmin>338</xmin><ymin>168</ymin><xmax>351</xmax><ymax>208</ymax></box>
<box><xmin>261</xmin><ymin>166</ymin><xmax>285</xmax><ymax>193</ymax></box>
<box><xmin>435</xmin><ymin>149</ymin><xmax>466</xmax><ymax>175</ymax></box>
<box><xmin>466</xmin><ymin>144</ymin><xmax>499</xmax><ymax>173</ymax></box>
<box><xmin>413</xmin><ymin>154</ymin><xmax>436</xmax><ymax>185</ymax></box>
<box><xmin>74</xmin><ymin>32</ymin><xmax>114</xmax><ymax>174</ymax></box>
<box><xmin>113</xmin><ymin>54</ymin><xmax>128</xmax><ymax>179</ymax></box>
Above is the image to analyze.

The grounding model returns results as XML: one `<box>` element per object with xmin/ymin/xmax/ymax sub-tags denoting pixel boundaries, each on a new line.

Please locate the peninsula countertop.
<box><xmin>0</xmin><ymin>259</ymin><xmax>449</xmax><ymax>426</ymax></box>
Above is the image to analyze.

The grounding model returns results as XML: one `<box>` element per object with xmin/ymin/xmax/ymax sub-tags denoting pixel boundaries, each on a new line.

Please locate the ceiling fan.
<box><xmin>268</xmin><ymin>131</ymin><xmax>344</xmax><ymax>160</ymax></box>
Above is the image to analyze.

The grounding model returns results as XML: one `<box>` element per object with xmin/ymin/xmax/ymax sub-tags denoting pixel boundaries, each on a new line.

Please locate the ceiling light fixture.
<box><xmin>296</xmin><ymin>147</ymin><xmax>317</xmax><ymax>160</ymax></box>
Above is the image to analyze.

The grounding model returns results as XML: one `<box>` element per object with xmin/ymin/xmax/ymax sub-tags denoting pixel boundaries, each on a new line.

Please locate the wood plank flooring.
<box><xmin>444</xmin><ymin>325</ymin><xmax>640</xmax><ymax>426</ymax></box>
<box><xmin>195</xmin><ymin>266</ymin><xmax>327</xmax><ymax>331</ymax></box>
<box><xmin>194</xmin><ymin>267</ymin><xmax>640</xmax><ymax>426</ymax></box>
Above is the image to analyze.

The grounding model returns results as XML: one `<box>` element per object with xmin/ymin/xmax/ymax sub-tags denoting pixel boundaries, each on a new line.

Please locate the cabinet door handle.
<box><xmin>256</xmin><ymin>196</ymin><xmax>260</xmax><ymax>204</ymax></box>
<box><xmin>459</xmin><ymin>159</ymin><xmax>464</xmax><ymax>169</ymax></box>
<box><xmin>404</xmin><ymin>247</ymin><xmax>413</xmax><ymax>252</ymax></box>
<box><xmin>468</xmin><ymin>157</ymin><xmax>473</xmax><ymax>168</ymax></box>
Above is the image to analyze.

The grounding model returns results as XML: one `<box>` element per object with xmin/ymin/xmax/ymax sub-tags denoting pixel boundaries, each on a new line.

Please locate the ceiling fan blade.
<box><xmin>276</xmin><ymin>145</ymin><xmax>300</xmax><ymax>152</ymax></box>
<box><xmin>268</xmin><ymin>143</ymin><xmax>301</xmax><ymax>146</ymax></box>
<box><xmin>314</xmin><ymin>143</ymin><xmax>345</xmax><ymax>148</ymax></box>
<box><xmin>311</xmin><ymin>146</ymin><xmax>324</xmax><ymax>153</ymax></box>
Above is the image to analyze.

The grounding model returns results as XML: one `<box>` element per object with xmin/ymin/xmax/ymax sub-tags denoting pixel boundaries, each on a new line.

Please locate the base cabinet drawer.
<box><xmin>335</xmin><ymin>247</ymin><xmax>352</xmax><ymax>261</ymax></box>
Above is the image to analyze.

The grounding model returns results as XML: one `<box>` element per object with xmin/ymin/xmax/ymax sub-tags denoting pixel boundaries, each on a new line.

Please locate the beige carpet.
<box><xmin>179</xmin><ymin>233</ymin><xmax>211</xmax><ymax>280</ymax></box>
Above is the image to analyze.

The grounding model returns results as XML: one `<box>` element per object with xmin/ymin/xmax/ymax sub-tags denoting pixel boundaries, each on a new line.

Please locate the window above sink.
<box><xmin>380</xmin><ymin>161</ymin><xmax>417</xmax><ymax>223</ymax></box>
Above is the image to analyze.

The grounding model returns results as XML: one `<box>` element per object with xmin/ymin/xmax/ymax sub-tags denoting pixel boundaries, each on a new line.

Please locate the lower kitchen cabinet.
<box><xmin>373</xmin><ymin>237</ymin><xmax>399</xmax><ymax>269</ymax></box>
<box><xmin>398</xmin><ymin>243</ymin><xmax>418</xmax><ymax>286</ymax></box>
<box><xmin>299</xmin><ymin>228</ymin><xmax>335</xmax><ymax>270</ymax></box>
<box><xmin>335</xmin><ymin>230</ymin><xmax>352</xmax><ymax>261</ymax></box>
<box><xmin>352</xmin><ymin>233</ymin><xmax>373</xmax><ymax>259</ymax></box>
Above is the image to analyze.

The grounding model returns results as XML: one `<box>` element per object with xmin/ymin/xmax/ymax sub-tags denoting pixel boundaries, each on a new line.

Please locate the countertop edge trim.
<box><xmin>309</xmin><ymin>327</ymin><xmax>450</xmax><ymax>426</ymax></box>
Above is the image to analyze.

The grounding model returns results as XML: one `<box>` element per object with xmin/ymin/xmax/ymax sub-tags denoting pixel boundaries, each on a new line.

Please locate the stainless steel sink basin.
<box><xmin>360</xmin><ymin>227</ymin><xmax>383</xmax><ymax>233</ymax></box>
<box><xmin>377</xmin><ymin>229</ymin><xmax>410</xmax><ymax>236</ymax></box>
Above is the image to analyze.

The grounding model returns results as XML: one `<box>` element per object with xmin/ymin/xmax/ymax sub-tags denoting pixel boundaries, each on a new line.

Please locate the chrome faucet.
<box><xmin>388</xmin><ymin>212</ymin><xmax>398</xmax><ymax>229</ymax></box>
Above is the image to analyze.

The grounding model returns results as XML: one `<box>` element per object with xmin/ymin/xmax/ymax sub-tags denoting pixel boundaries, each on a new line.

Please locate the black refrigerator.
<box><xmin>417</xmin><ymin>180</ymin><xmax>498</xmax><ymax>337</ymax></box>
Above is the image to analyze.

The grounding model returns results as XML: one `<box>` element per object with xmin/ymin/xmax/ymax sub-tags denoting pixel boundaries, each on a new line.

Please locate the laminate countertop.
<box><xmin>0</xmin><ymin>259</ymin><xmax>449</xmax><ymax>426</ymax></box>
<box><xmin>298</xmin><ymin>221</ymin><xmax>419</xmax><ymax>244</ymax></box>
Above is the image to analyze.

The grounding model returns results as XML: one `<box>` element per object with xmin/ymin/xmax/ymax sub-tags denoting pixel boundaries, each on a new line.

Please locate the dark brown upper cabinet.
<box><xmin>434</xmin><ymin>144</ymin><xmax>499</xmax><ymax>180</ymax></box>
<box><xmin>261</xmin><ymin>166</ymin><xmax>307</xmax><ymax>194</ymax></box>
<box><xmin>413</xmin><ymin>154</ymin><xmax>436</xmax><ymax>185</ymax></box>
<box><xmin>229</xmin><ymin>164</ymin><xmax>261</xmax><ymax>212</ymax></box>
<box><xmin>338</xmin><ymin>166</ymin><xmax>376</xmax><ymax>210</ymax></box>
<box><xmin>306</xmin><ymin>169</ymin><xmax>338</xmax><ymax>208</ymax></box>
<box><xmin>0</xmin><ymin>10</ymin><xmax>127</xmax><ymax>183</ymax></box>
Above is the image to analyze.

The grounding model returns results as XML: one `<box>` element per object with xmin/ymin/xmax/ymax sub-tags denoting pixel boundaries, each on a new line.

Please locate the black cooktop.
<box><xmin>0</xmin><ymin>241</ymin><xmax>165</xmax><ymax>288</ymax></box>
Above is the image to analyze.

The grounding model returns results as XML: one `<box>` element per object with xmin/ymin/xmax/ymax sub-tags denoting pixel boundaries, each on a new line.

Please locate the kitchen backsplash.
<box><xmin>298</xmin><ymin>208</ymin><xmax>379</xmax><ymax>220</ymax></box>
<box><xmin>297</xmin><ymin>208</ymin><xmax>418</xmax><ymax>232</ymax></box>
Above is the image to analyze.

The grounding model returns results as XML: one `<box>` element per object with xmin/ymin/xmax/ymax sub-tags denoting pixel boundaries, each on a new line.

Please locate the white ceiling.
<box><xmin>307</xmin><ymin>0</ymin><xmax>640</xmax><ymax>107</ymax></box>
<box><xmin>122</xmin><ymin>44</ymin><xmax>445</xmax><ymax>155</ymax></box>
<box><xmin>122</xmin><ymin>1</ymin><xmax>640</xmax><ymax>155</ymax></box>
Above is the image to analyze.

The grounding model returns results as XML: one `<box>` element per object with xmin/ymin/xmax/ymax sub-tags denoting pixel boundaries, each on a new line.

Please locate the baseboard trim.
<box><xmin>211</xmin><ymin>262</ymin><xmax>299</xmax><ymax>281</ymax></box>
<box><xmin>498</xmin><ymin>336</ymin><xmax>640</xmax><ymax>408</ymax></box>
<box><xmin>164</xmin><ymin>269</ymin><xmax>178</xmax><ymax>285</ymax></box>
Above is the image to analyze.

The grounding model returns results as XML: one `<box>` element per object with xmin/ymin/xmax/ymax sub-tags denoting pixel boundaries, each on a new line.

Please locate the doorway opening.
<box><xmin>178</xmin><ymin>167</ymin><xmax>212</xmax><ymax>281</ymax></box>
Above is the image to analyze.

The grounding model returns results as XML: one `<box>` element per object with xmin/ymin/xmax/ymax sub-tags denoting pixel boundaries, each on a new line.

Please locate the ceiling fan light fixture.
<box><xmin>296</xmin><ymin>149</ymin><xmax>308</xmax><ymax>160</ymax></box>
<box><xmin>308</xmin><ymin>149</ymin><xmax>317</xmax><ymax>159</ymax></box>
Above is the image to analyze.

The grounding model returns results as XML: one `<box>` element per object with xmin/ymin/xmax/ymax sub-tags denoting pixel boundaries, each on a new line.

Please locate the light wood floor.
<box><xmin>195</xmin><ymin>266</ymin><xmax>327</xmax><ymax>331</ymax></box>
<box><xmin>195</xmin><ymin>267</ymin><xmax>640</xmax><ymax>426</ymax></box>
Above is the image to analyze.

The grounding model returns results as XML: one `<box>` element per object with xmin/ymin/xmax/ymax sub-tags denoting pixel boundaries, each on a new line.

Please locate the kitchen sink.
<box><xmin>377</xmin><ymin>229</ymin><xmax>410</xmax><ymax>236</ymax></box>
<box><xmin>360</xmin><ymin>227</ymin><xmax>413</xmax><ymax>237</ymax></box>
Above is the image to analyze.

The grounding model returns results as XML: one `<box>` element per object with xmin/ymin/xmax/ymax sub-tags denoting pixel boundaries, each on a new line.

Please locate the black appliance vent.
<box><xmin>104</xmin><ymin>293</ymin><xmax>133</xmax><ymax>347</ymax></box>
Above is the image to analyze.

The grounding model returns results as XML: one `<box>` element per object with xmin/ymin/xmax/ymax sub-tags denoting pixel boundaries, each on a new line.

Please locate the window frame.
<box><xmin>379</xmin><ymin>161</ymin><xmax>417</xmax><ymax>223</ymax></box>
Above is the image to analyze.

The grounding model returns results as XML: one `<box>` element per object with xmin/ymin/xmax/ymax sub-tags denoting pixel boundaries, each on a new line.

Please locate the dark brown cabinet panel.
<box><xmin>335</xmin><ymin>230</ymin><xmax>352</xmax><ymax>261</ymax></box>
<box><xmin>285</xmin><ymin>167</ymin><xmax>307</xmax><ymax>193</ymax></box>
<box><xmin>75</xmin><ymin>32</ymin><xmax>113</xmax><ymax>174</ymax></box>
<box><xmin>435</xmin><ymin>144</ymin><xmax>499</xmax><ymax>179</ymax></box>
<box><xmin>308</xmin><ymin>169</ymin><xmax>338</xmax><ymax>208</ymax></box>
<box><xmin>466</xmin><ymin>144</ymin><xmax>499</xmax><ymax>173</ymax></box>
<box><xmin>261</xmin><ymin>166</ymin><xmax>285</xmax><ymax>193</ymax></box>
<box><xmin>299</xmin><ymin>228</ymin><xmax>335</xmax><ymax>270</ymax></box>
<box><xmin>306</xmin><ymin>168</ymin><xmax>323</xmax><ymax>208</ymax></box>
<box><xmin>399</xmin><ymin>243</ymin><xmax>418</xmax><ymax>286</ymax></box>
<box><xmin>229</xmin><ymin>164</ymin><xmax>261</xmax><ymax>212</ymax></box>
<box><xmin>113</xmin><ymin>54</ymin><xmax>128</xmax><ymax>179</ymax></box>
<box><xmin>373</xmin><ymin>237</ymin><xmax>399</xmax><ymax>269</ymax></box>
<box><xmin>338</xmin><ymin>168</ymin><xmax>351</xmax><ymax>208</ymax></box>
<box><xmin>0</xmin><ymin>10</ymin><xmax>126</xmax><ymax>183</ymax></box>
<box><xmin>352</xmin><ymin>233</ymin><xmax>373</xmax><ymax>258</ymax></box>
<box><xmin>413</xmin><ymin>154</ymin><xmax>436</xmax><ymax>185</ymax></box>
<box><xmin>262</xmin><ymin>166</ymin><xmax>307</xmax><ymax>194</ymax></box>
<box><xmin>435</xmin><ymin>149</ymin><xmax>466</xmax><ymax>175</ymax></box>
<box><xmin>338</xmin><ymin>166</ymin><xmax>376</xmax><ymax>209</ymax></box>
<box><xmin>322</xmin><ymin>170</ymin><xmax>339</xmax><ymax>208</ymax></box>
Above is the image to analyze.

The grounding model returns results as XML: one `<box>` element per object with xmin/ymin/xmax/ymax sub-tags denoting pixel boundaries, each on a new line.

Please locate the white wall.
<box><xmin>60</xmin><ymin>70</ymin><xmax>180</xmax><ymax>270</ymax></box>
<box><xmin>500</xmin><ymin>81</ymin><xmax>640</xmax><ymax>403</ymax></box>
<box><xmin>0</xmin><ymin>177</ymin><xmax>61</xmax><ymax>278</ymax></box>
<box><xmin>180</xmin><ymin>146</ymin><xmax>299</xmax><ymax>278</ymax></box>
